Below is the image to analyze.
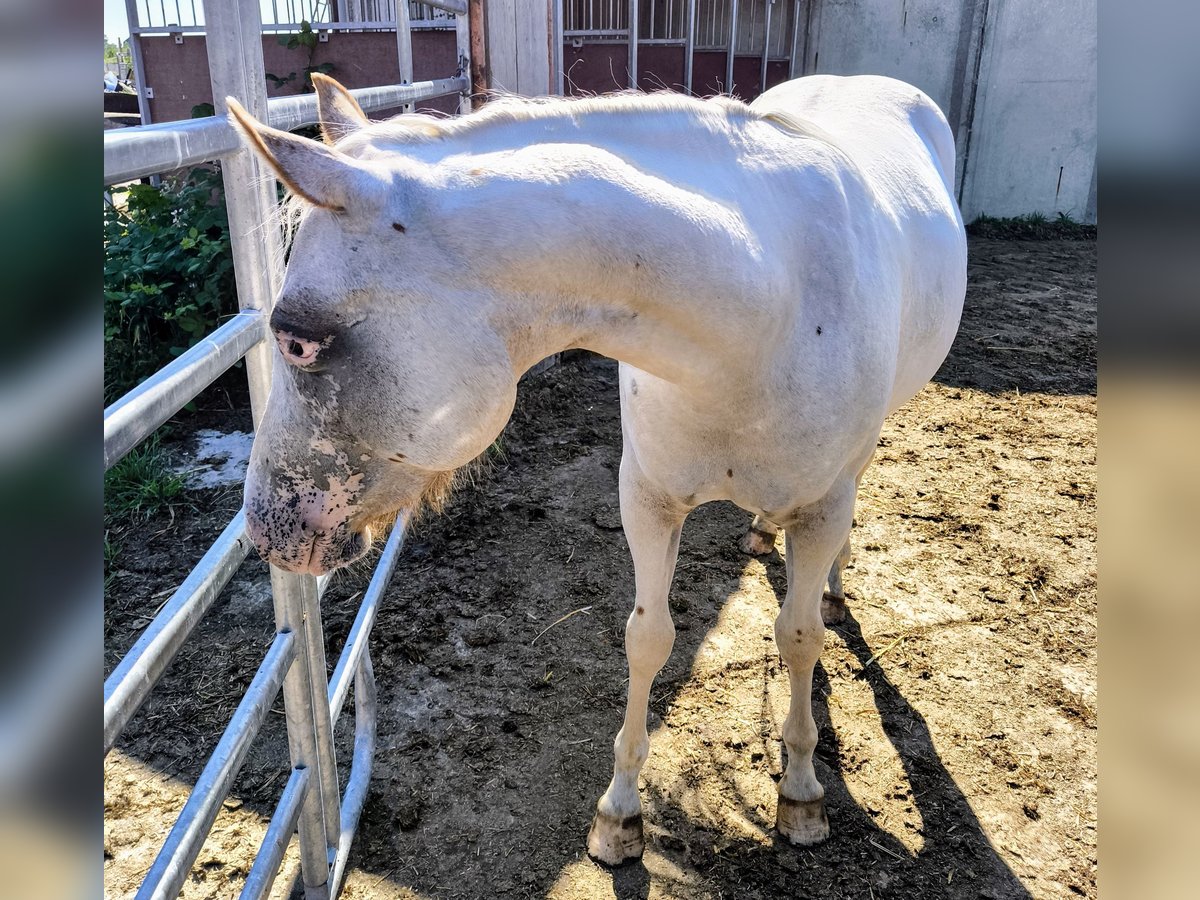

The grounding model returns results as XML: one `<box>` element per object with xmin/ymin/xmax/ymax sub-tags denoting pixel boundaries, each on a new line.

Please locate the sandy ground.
<box><xmin>104</xmin><ymin>238</ymin><xmax>1096</xmax><ymax>899</ymax></box>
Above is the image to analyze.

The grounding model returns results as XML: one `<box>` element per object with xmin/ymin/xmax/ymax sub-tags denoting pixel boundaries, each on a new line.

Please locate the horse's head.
<box><xmin>228</xmin><ymin>79</ymin><xmax>519</xmax><ymax>574</ymax></box>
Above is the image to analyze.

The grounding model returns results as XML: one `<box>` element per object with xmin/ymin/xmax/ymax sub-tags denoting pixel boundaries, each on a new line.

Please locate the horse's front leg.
<box><xmin>587</xmin><ymin>453</ymin><xmax>688</xmax><ymax>866</ymax></box>
<box><xmin>774</xmin><ymin>477</ymin><xmax>856</xmax><ymax>845</ymax></box>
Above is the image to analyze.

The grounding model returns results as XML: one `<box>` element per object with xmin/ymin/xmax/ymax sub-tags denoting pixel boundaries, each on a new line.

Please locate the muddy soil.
<box><xmin>104</xmin><ymin>238</ymin><xmax>1096</xmax><ymax>899</ymax></box>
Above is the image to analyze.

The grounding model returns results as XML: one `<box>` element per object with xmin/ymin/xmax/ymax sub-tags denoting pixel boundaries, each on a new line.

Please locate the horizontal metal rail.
<box><xmin>105</xmin><ymin>114</ymin><xmax>240</xmax><ymax>186</ymax></box>
<box><xmin>239</xmin><ymin>766</ymin><xmax>311</xmax><ymax>900</ymax></box>
<box><xmin>266</xmin><ymin>76</ymin><xmax>468</xmax><ymax>133</ymax></box>
<box><xmin>103</xmin><ymin>310</ymin><xmax>264</xmax><ymax>470</ymax></box>
<box><xmin>327</xmin><ymin>516</ymin><xmax>407</xmax><ymax>723</ymax></box>
<box><xmin>136</xmin><ymin>630</ymin><xmax>297</xmax><ymax>900</ymax></box>
<box><xmin>419</xmin><ymin>0</ymin><xmax>468</xmax><ymax>14</ymax></box>
<box><xmin>104</xmin><ymin>77</ymin><xmax>470</xmax><ymax>186</ymax></box>
<box><xmin>133</xmin><ymin>20</ymin><xmax>459</xmax><ymax>34</ymax></box>
<box><xmin>104</xmin><ymin>511</ymin><xmax>255</xmax><ymax>755</ymax></box>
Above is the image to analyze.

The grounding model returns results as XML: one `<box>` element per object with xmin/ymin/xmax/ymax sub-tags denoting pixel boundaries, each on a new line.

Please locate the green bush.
<box><xmin>103</xmin><ymin>167</ymin><xmax>236</xmax><ymax>402</ymax></box>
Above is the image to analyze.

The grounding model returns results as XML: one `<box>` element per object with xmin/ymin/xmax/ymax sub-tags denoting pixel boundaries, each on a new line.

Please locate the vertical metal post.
<box><xmin>124</xmin><ymin>0</ymin><xmax>154</xmax><ymax>125</ymax></box>
<box><xmin>789</xmin><ymin>0</ymin><xmax>801</xmax><ymax>79</ymax></box>
<box><xmin>727</xmin><ymin>0</ymin><xmax>739</xmax><ymax>95</ymax></box>
<box><xmin>684</xmin><ymin>0</ymin><xmax>697</xmax><ymax>93</ymax></box>
<box><xmin>456</xmin><ymin>6</ymin><xmax>473</xmax><ymax>112</ymax></box>
<box><xmin>629</xmin><ymin>0</ymin><xmax>639</xmax><ymax>89</ymax></box>
<box><xmin>202</xmin><ymin>2</ymin><xmax>336</xmax><ymax>897</ymax></box>
<box><xmin>396</xmin><ymin>0</ymin><xmax>414</xmax><ymax>112</ymax></box>
<box><xmin>760</xmin><ymin>0</ymin><xmax>772</xmax><ymax>93</ymax></box>
<box><xmin>267</xmin><ymin>570</ymin><xmax>333</xmax><ymax>899</ymax></box>
<box><xmin>201</xmin><ymin>0</ymin><xmax>281</xmax><ymax>423</ymax></box>
<box><xmin>552</xmin><ymin>0</ymin><xmax>565</xmax><ymax>95</ymax></box>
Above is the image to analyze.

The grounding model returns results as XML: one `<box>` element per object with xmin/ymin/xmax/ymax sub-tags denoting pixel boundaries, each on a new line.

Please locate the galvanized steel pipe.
<box><xmin>135</xmin><ymin>630</ymin><xmax>296</xmax><ymax>900</ymax></box>
<box><xmin>103</xmin><ymin>511</ymin><xmax>255</xmax><ymax>754</ymax></box>
<box><xmin>103</xmin><ymin>310</ymin><xmax>264</xmax><ymax>470</ymax></box>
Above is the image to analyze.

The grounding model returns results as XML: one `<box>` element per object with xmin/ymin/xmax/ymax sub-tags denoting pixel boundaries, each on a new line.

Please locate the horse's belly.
<box><xmin>619</xmin><ymin>364</ymin><xmax>881</xmax><ymax>517</ymax></box>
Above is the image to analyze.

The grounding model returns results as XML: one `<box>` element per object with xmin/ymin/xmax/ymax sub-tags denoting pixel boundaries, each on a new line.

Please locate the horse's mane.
<box><xmin>337</xmin><ymin>89</ymin><xmax>830</xmax><ymax>150</ymax></box>
<box><xmin>272</xmin><ymin>91</ymin><xmax>833</xmax><ymax>252</ymax></box>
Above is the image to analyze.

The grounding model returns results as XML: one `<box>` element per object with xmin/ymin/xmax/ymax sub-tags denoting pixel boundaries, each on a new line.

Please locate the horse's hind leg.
<box><xmin>821</xmin><ymin>536</ymin><xmax>852</xmax><ymax>625</ymax></box>
<box><xmin>819</xmin><ymin>451</ymin><xmax>875</xmax><ymax>625</ymax></box>
<box><xmin>740</xmin><ymin>515</ymin><xmax>780</xmax><ymax>555</ymax></box>
<box><xmin>587</xmin><ymin>450</ymin><xmax>688</xmax><ymax>866</ymax></box>
<box><xmin>774</xmin><ymin>477</ymin><xmax>857</xmax><ymax>845</ymax></box>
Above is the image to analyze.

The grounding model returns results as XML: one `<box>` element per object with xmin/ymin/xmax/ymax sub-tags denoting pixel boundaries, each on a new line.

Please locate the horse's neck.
<box><xmin>436</xmin><ymin>109</ymin><xmax>772</xmax><ymax>388</ymax></box>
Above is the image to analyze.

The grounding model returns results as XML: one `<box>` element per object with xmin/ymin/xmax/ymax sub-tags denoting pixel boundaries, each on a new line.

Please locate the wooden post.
<box><xmin>469</xmin><ymin>0</ymin><xmax>490</xmax><ymax>100</ymax></box>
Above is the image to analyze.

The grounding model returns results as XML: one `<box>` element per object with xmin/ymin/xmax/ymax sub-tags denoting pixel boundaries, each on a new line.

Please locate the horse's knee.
<box><xmin>624</xmin><ymin>603</ymin><xmax>674</xmax><ymax>676</ymax></box>
<box><xmin>774</xmin><ymin>607</ymin><xmax>824</xmax><ymax>670</ymax></box>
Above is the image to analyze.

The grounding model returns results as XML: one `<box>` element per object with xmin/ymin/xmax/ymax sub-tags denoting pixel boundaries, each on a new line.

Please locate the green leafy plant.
<box><xmin>967</xmin><ymin>212</ymin><xmax>1096</xmax><ymax>240</ymax></box>
<box><xmin>266</xmin><ymin>21</ymin><xmax>335</xmax><ymax>92</ymax></box>
<box><xmin>104</xmin><ymin>436</ymin><xmax>188</xmax><ymax>522</ymax></box>
<box><xmin>103</xmin><ymin>167</ymin><xmax>236</xmax><ymax>402</ymax></box>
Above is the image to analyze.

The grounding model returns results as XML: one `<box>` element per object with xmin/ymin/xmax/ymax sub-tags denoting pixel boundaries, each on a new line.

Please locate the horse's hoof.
<box><xmin>739</xmin><ymin>527</ymin><xmax>777</xmax><ymax>556</ymax></box>
<box><xmin>587</xmin><ymin>810</ymin><xmax>645</xmax><ymax>866</ymax></box>
<box><xmin>821</xmin><ymin>592</ymin><xmax>847</xmax><ymax>626</ymax></box>
<box><xmin>776</xmin><ymin>795</ymin><xmax>830</xmax><ymax>846</ymax></box>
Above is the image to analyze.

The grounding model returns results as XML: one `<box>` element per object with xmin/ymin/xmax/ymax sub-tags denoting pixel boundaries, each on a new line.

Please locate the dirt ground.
<box><xmin>104</xmin><ymin>237</ymin><xmax>1096</xmax><ymax>899</ymax></box>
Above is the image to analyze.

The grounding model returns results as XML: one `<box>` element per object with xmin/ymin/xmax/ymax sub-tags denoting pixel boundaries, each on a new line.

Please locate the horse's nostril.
<box><xmin>275</xmin><ymin>330</ymin><xmax>322</xmax><ymax>367</ymax></box>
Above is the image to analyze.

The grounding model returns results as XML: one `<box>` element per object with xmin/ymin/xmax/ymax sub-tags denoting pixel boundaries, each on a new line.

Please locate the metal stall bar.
<box><xmin>202</xmin><ymin>2</ymin><xmax>338</xmax><ymax>896</ymax></box>
<box><xmin>103</xmin><ymin>311</ymin><xmax>263</xmax><ymax>469</ymax></box>
<box><xmin>298</xmin><ymin>572</ymin><xmax>344</xmax><ymax>862</ymax></box>
<box><xmin>104</xmin><ymin>511</ymin><xmax>254</xmax><ymax>754</ymax></box>
<box><xmin>761</xmin><ymin>0</ymin><xmax>773</xmax><ymax>94</ymax></box>
<box><xmin>104</xmin><ymin>116</ymin><xmax>240</xmax><ymax>185</ymax></box>
<box><xmin>456</xmin><ymin>4</ymin><xmax>473</xmax><ymax>112</ymax></box>
<box><xmin>629</xmin><ymin>0</ymin><xmax>639</xmax><ymax>88</ymax></box>
<box><xmin>327</xmin><ymin>517</ymin><xmax>408</xmax><ymax>722</ymax></box>
<box><xmin>727</xmin><ymin>0</ymin><xmax>739</xmax><ymax>95</ymax></box>
<box><xmin>789</xmin><ymin>0</ymin><xmax>801</xmax><ymax>79</ymax></box>
<box><xmin>203</xmin><ymin>0</ymin><xmax>283</xmax><ymax>426</ymax></box>
<box><xmin>104</xmin><ymin>80</ymin><xmax>466</xmax><ymax>185</ymax></box>
<box><xmin>240</xmin><ymin>766</ymin><xmax>312</xmax><ymax>900</ymax></box>
<box><xmin>552</xmin><ymin>0</ymin><xmax>564</xmax><ymax>94</ymax></box>
<box><xmin>124</xmin><ymin>0</ymin><xmax>154</xmax><ymax>125</ymax></box>
<box><xmin>266</xmin><ymin>78</ymin><xmax>469</xmax><ymax>131</ymax></box>
<box><xmin>684</xmin><ymin>0</ymin><xmax>697</xmax><ymax>93</ymax></box>
<box><xmin>267</xmin><ymin>570</ymin><xmax>336</xmax><ymax>898</ymax></box>
<box><xmin>328</xmin><ymin>648</ymin><xmax>377</xmax><ymax>898</ymax></box>
<box><xmin>135</xmin><ymin>631</ymin><xmax>297</xmax><ymax>900</ymax></box>
<box><xmin>396</xmin><ymin>1</ymin><xmax>414</xmax><ymax>112</ymax></box>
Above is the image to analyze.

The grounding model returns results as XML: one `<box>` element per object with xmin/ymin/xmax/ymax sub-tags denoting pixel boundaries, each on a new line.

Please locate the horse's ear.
<box><xmin>310</xmin><ymin>73</ymin><xmax>369</xmax><ymax>145</ymax></box>
<box><xmin>226</xmin><ymin>97</ymin><xmax>369</xmax><ymax>212</ymax></box>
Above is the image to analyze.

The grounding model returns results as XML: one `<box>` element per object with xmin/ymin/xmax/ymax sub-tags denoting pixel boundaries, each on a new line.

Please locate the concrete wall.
<box><xmin>798</xmin><ymin>0</ymin><xmax>1096</xmax><ymax>222</ymax></box>
<box><xmin>958</xmin><ymin>0</ymin><xmax>1097</xmax><ymax>221</ymax></box>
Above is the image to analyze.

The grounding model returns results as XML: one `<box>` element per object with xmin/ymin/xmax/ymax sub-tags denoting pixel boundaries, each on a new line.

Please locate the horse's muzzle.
<box><xmin>244</xmin><ymin>496</ymin><xmax>372</xmax><ymax>575</ymax></box>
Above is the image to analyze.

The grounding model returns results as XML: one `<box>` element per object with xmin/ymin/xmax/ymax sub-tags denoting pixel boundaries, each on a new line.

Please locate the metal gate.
<box><xmin>555</xmin><ymin>0</ymin><xmax>806</xmax><ymax>99</ymax></box>
<box><xmin>103</xmin><ymin>2</ymin><xmax>469</xmax><ymax>897</ymax></box>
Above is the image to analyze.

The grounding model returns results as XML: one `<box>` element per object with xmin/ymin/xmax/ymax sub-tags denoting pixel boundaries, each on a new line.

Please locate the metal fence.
<box><xmin>103</xmin><ymin>1</ymin><xmax>469</xmax><ymax>897</ymax></box>
<box><xmin>559</xmin><ymin>0</ymin><xmax>802</xmax><ymax>95</ymax></box>
<box><xmin>130</xmin><ymin>0</ymin><xmax>455</xmax><ymax>32</ymax></box>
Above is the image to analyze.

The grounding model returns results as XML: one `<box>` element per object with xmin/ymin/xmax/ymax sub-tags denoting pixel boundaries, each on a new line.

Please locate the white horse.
<box><xmin>229</xmin><ymin>72</ymin><xmax>966</xmax><ymax>863</ymax></box>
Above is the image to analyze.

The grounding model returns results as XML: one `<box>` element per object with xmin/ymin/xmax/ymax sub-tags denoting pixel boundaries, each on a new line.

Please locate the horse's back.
<box><xmin>753</xmin><ymin>75</ymin><xmax>967</xmax><ymax>412</ymax></box>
